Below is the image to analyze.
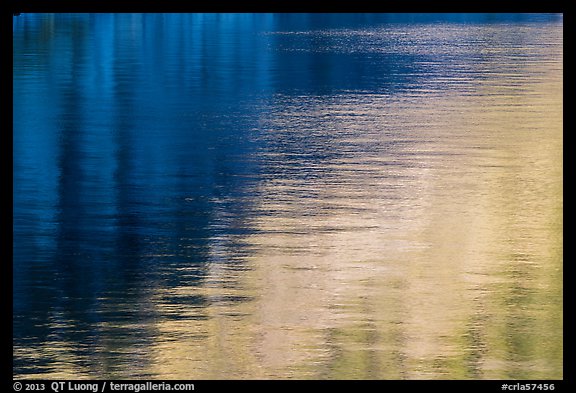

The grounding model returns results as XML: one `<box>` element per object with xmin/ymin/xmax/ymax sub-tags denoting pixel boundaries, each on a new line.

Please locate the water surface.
<box><xmin>13</xmin><ymin>13</ymin><xmax>563</xmax><ymax>379</ymax></box>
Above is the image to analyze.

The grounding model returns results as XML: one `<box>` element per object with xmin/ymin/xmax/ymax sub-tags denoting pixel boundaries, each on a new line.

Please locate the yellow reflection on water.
<box><xmin>145</xmin><ymin>51</ymin><xmax>562</xmax><ymax>379</ymax></box>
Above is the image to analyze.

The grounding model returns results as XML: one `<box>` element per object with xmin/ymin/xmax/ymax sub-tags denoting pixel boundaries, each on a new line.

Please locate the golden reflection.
<box><xmin>146</xmin><ymin>36</ymin><xmax>561</xmax><ymax>378</ymax></box>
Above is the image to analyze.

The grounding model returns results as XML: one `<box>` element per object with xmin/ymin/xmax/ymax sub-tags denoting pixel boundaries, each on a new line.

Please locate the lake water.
<box><xmin>13</xmin><ymin>13</ymin><xmax>563</xmax><ymax>380</ymax></box>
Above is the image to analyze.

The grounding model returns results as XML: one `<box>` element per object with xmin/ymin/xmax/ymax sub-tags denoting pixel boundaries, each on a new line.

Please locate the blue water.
<box><xmin>13</xmin><ymin>13</ymin><xmax>563</xmax><ymax>379</ymax></box>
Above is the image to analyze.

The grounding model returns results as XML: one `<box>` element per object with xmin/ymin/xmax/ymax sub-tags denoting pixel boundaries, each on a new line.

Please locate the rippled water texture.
<box><xmin>13</xmin><ymin>14</ymin><xmax>563</xmax><ymax>379</ymax></box>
